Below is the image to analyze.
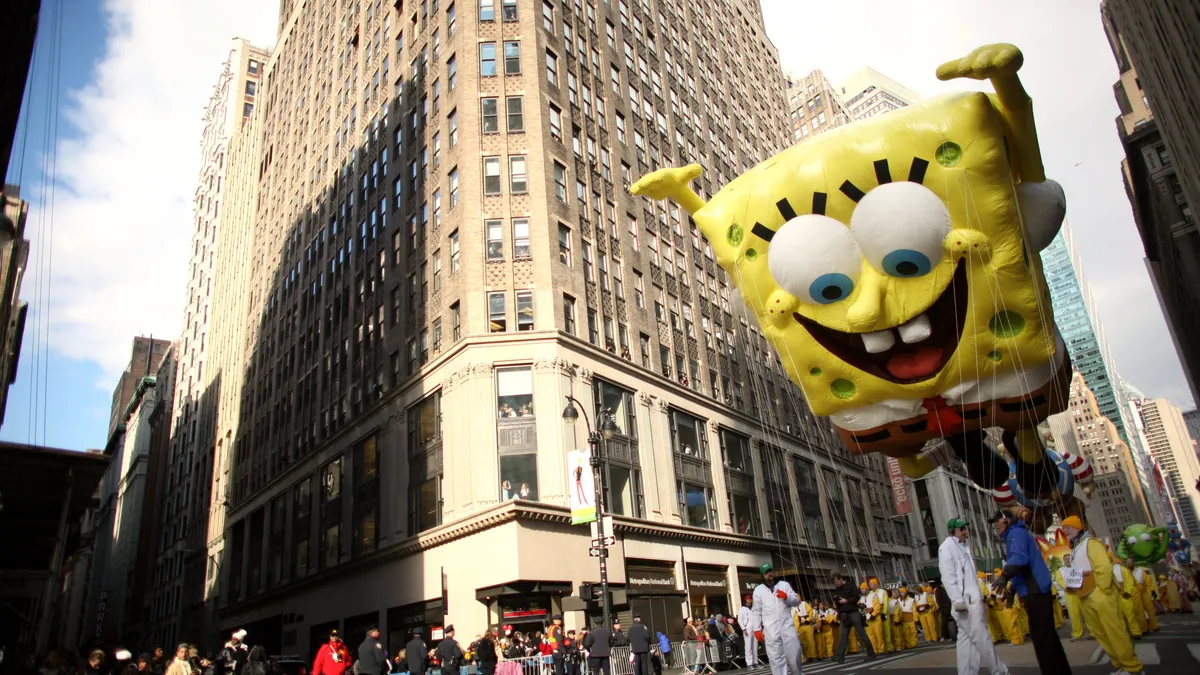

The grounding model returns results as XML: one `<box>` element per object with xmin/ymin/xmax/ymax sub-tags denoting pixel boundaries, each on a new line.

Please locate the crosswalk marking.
<box><xmin>1087</xmin><ymin>642</ymin><xmax>1160</xmax><ymax>666</ymax></box>
<box><xmin>1188</xmin><ymin>643</ymin><xmax>1200</xmax><ymax>663</ymax></box>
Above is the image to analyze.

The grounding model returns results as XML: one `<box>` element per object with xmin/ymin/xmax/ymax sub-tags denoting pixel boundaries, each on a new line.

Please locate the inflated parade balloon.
<box><xmin>632</xmin><ymin>44</ymin><xmax>1070</xmax><ymax>505</ymax></box>
<box><xmin>993</xmin><ymin>448</ymin><xmax>1091</xmax><ymax>533</ymax></box>
<box><xmin>1117</xmin><ymin>524</ymin><xmax>1168</xmax><ymax>566</ymax></box>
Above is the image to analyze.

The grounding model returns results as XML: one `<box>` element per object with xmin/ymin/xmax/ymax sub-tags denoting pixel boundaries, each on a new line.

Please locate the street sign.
<box><xmin>590</xmin><ymin>515</ymin><xmax>615</xmax><ymax>546</ymax></box>
<box><xmin>589</xmin><ymin>546</ymin><xmax>606</xmax><ymax>557</ymax></box>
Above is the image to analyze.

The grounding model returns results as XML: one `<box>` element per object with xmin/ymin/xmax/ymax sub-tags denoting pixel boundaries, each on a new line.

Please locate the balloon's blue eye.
<box><xmin>808</xmin><ymin>273</ymin><xmax>854</xmax><ymax>305</ymax></box>
<box><xmin>882</xmin><ymin>249</ymin><xmax>933</xmax><ymax>277</ymax></box>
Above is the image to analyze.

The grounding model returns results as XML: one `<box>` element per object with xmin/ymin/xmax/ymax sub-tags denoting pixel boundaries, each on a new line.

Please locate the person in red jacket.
<box><xmin>313</xmin><ymin>629</ymin><xmax>353</xmax><ymax>675</ymax></box>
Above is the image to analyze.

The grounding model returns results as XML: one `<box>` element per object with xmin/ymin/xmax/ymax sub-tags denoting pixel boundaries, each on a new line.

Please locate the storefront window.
<box><xmin>500</xmin><ymin>454</ymin><xmax>538</xmax><ymax>501</ymax></box>
<box><xmin>496</xmin><ymin>367</ymin><xmax>534</xmax><ymax>417</ymax></box>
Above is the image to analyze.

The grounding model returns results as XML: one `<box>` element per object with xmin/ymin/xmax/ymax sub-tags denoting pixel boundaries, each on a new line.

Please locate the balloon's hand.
<box><xmin>936</xmin><ymin>44</ymin><xmax>1023</xmax><ymax>82</ymax></box>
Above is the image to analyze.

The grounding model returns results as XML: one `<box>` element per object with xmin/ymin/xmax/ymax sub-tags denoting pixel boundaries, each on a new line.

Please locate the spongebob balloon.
<box><xmin>631</xmin><ymin>44</ymin><xmax>1070</xmax><ymax>500</ymax></box>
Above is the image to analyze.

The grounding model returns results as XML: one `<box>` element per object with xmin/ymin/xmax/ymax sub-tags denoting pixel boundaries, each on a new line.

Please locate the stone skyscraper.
<box><xmin>198</xmin><ymin>0</ymin><xmax>913</xmax><ymax>654</ymax></box>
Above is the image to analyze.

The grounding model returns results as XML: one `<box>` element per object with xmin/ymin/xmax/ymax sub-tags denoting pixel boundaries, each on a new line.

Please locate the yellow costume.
<box><xmin>980</xmin><ymin>574</ymin><xmax>1004</xmax><ymax>643</ymax></box>
<box><xmin>898</xmin><ymin>591</ymin><xmax>918</xmax><ymax>649</ymax></box>
<box><xmin>1055</xmin><ymin>567</ymin><xmax>1087</xmax><ymax>639</ymax></box>
<box><xmin>1016</xmin><ymin>593</ymin><xmax>1029</xmax><ymax>637</ymax></box>
<box><xmin>888</xmin><ymin>595</ymin><xmax>905</xmax><ymax>651</ymax></box>
<box><xmin>864</xmin><ymin>584</ymin><xmax>886</xmax><ymax>654</ymax></box>
<box><xmin>1135</xmin><ymin>567</ymin><xmax>1158</xmax><ymax>631</ymax></box>
<box><xmin>792</xmin><ymin>600</ymin><xmax>818</xmax><ymax>660</ymax></box>
<box><xmin>917</xmin><ymin>588</ymin><xmax>939</xmax><ymax>642</ymax></box>
<box><xmin>1051</xmin><ymin>584</ymin><xmax>1064</xmax><ymax>628</ymax></box>
<box><xmin>1117</xmin><ymin>564</ymin><xmax>1144</xmax><ymax>637</ymax></box>
<box><xmin>1069</xmin><ymin>534</ymin><xmax>1143</xmax><ymax>673</ymax></box>
<box><xmin>818</xmin><ymin>609</ymin><xmax>836</xmax><ymax>658</ymax></box>
<box><xmin>1160</xmin><ymin>574</ymin><xmax>1182</xmax><ymax>611</ymax></box>
<box><xmin>1001</xmin><ymin>585</ymin><xmax>1024</xmax><ymax>645</ymax></box>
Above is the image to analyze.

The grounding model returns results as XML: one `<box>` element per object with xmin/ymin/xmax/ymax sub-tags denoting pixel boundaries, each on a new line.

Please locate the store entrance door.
<box><xmin>629</xmin><ymin>596</ymin><xmax>685</xmax><ymax>642</ymax></box>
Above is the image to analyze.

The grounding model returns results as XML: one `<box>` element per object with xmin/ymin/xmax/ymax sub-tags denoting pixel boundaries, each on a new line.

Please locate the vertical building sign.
<box><xmin>568</xmin><ymin>449</ymin><xmax>596</xmax><ymax>524</ymax></box>
<box><xmin>887</xmin><ymin>458</ymin><xmax>913</xmax><ymax>515</ymax></box>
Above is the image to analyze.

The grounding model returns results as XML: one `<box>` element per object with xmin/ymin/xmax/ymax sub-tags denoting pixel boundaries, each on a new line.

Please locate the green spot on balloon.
<box><xmin>810</xmin><ymin>367</ymin><xmax>822</xmax><ymax>377</ymax></box>
<box><xmin>745</xmin><ymin>248</ymin><xmax>758</xmax><ymax>261</ymax></box>
<box><xmin>831</xmin><ymin>378</ymin><xmax>856</xmax><ymax>399</ymax></box>
<box><xmin>936</xmin><ymin>141</ymin><xmax>963</xmax><ymax>167</ymax></box>
<box><xmin>989</xmin><ymin>311</ymin><xmax>1026</xmax><ymax>338</ymax></box>
<box><xmin>727</xmin><ymin>222</ymin><xmax>744</xmax><ymax>246</ymax></box>
<box><xmin>988</xmin><ymin>350</ymin><xmax>1002</xmax><ymax>362</ymax></box>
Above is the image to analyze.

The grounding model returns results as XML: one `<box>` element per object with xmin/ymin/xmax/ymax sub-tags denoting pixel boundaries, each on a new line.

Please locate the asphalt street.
<box><xmin>719</xmin><ymin>613</ymin><xmax>1199</xmax><ymax>674</ymax></box>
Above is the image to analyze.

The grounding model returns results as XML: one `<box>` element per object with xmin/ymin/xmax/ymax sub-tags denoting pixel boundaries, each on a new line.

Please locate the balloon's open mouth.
<box><xmin>794</xmin><ymin>260</ymin><xmax>969</xmax><ymax>384</ymax></box>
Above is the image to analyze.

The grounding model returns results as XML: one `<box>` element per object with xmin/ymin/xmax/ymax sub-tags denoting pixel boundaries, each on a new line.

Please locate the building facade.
<box><xmin>1131</xmin><ymin>397</ymin><xmax>1200</xmax><ymax>538</ymax></box>
<box><xmin>149</xmin><ymin>38</ymin><xmax>270</xmax><ymax>650</ymax></box>
<box><xmin>200</xmin><ymin>0</ymin><xmax>912</xmax><ymax>655</ymax></box>
<box><xmin>0</xmin><ymin>186</ymin><xmax>30</xmax><ymax>427</ymax></box>
<box><xmin>785</xmin><ymin>69</ymin><xmax>852</xmax><ymax>145</ymax></box>
<box><xmin>1046</xmin><ymin>371</ymin><xmax>1152</xmax><ymax>537</ymax></box>
<box><xmin>84</xmin><ymin>338</ymin><xmax>173</xmax><ymax>646</ymax></box>
<box><xmin>1102</xmin><ymin>0</ymin><xmax>1200</xmax><ymax>402</ymax></box>
<box><xmin>837</xmin><ymin>66</ymin><xmax>919</xmax><ymax>121</ymax></box>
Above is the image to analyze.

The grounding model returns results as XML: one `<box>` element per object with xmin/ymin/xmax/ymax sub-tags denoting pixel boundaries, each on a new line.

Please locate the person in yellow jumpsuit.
<box><xmin>792</xmin><ymin>594</ymin><xmax>818</xmax><ymax>660</ymax></box>
<box><xmin>864</xmin><ymin>578</ymin><xmax>886</xmax><ymax>654</ymax></box>
<box><xmin>1051</xmin><ymin>581</ymin><xmax>1064</xmax><ymax>629</ymax></box>
<box><xmin>1112</xmin><ymin>558</ymin><xmax>1143</xmax><ymax>639</ymax></box>
<box><xmin>1119</xmin><ymin>558</ymin><xmax>1147</xmax><ymax>636</ymax></box>
<box><xmin>1159</xmin><ymin>574</ymin><xmax>1182</xmax><ymax>612</ymax></box>
<box><xmin>1056</xmin><ymin>556</ymin><xmax>1089</xmax><ymax>641</ymax></box>
<box><xmin>979</xmin><ymin>571</ymin><xmax>1004</xmax><ymax>643</ymax></box>
<box><xmin>1061</xmin><ymin>516</ymin><xmax>1143</xmax><ymax>674</ymax></box>
<box><xmin>898</xmin><ymin>586</ymin><xmax>918</xmax><ymax>649</ymax></box>
<box><xmin>1016</xmin><ymin>590</ymin><xmax>1030</xmax><ymax>638</ymax></box>
<box><xmin>917</xmin><ymin>585</ymin><xmax>939</xmax><ymax>642</ymax></box>
<box><xmin>814</xmin><ymin>603</ymin><xmax>831</xmax><ymax>660</ymax></box>
<box><xmin>1000</xmin><ymin>584</ymin><xmax>1024</xmax><ymax>645</ymax></box>
<box><xmin>1133</xmin><ymin>565</ymin><xmax>1159</xmax><ymax>631</ymax></box>
<box><xmin>886</xmin><ymin>589</ymin><xmax>902</xmax><ymax>652</ymax></box>
<box><xmin>822</xmin><ymin>606</ymin><xmax>840</xmax><ymax>657</ymax></box>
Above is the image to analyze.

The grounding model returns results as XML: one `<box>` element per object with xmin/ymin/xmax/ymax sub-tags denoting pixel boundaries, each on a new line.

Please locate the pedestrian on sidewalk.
<box><xmin>989</xmin><ymin>512</ymin><xmax>1072</xmax><ymax>675</ymax></box>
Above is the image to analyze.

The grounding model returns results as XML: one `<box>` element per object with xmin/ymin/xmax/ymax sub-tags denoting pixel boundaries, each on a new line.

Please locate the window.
<box><xmin>587</xmin><ymin>309</ymin><xmax>599</xmax><ymax>344</ymax></box>
<box><xmin>506</xmin><ymin>96</ymin><xmax>524</xmax><ymax>132</ymax></box>
<box><xmin>451</xmin><ymin>302</ymin><xmax>461</xmax><ymax>340</ymax></box>
<box><xmin>447</xmin><ymin>2</ymin><xmax>457</xmax><ymax>36</ymax></box>
<box><xmin>639</xmin><ymin>333</ymin><xmax>650</xmax><ymax>367</ymax></box>
<box><xmin>598</xmin><ymin>252</ymin><xmax>610</xmax><ymax>291</ymax></box>
<box><xmin>558</xmin><ymin>224</ymin><xmax>572</xmax><ymax>265</ymax></box>
<box><xmin>483</xmin><ymin>156</ymin><xmax>502</xmax><ymax>195</ymax></box>
<box><xmin>292</xmin><ymin>478</ymin><xmax>311</xmax><ymax>578</ymax></box>
<box><xmin>563</xmin><ymin>294</ymin><xmax>577</xmax><ymax>335</ymax></box>
<box><xmin>549</xmin><ymin>103</ymin><xmax>562</xmax><ymax>141</ymax></box>
<box><xmin>488</xmin><ymin>292</ymin><xmax>507</xmax><ymax>332</ymax></box>
<box><xmin>497</xmin><ymin>367</ymin><xmax>536</xmax><ymax>500</ymax></box>
<box><xmin>408</xmin><ymin>392</ymin><xmax>443</xmax><ymax>533</ymax></box>
<box><xmin>509</xmin><ymin>155</ymin><xmax>527</xmax><ymax>193</ymax></box>
<box><xmin>678</xmin><ymin>482</ymin><xmax>711</xmax><ymax>529</ymax></box>
<box><xmin>447</xmin><ymin>54</ymin><xmax>458</xmax><ymax>91</ymax></box>
<box><xmin>479</xmin><ymin>0</ymin><xmax>495</xmax><ymax>22</ymax></box>
<box><xmin>516</xmin><ymin>290</ymin><xmax>534</xmax><ymax>331</ymax></box>
<box><xmin>486</xmin><ymin>219</ymin><xmax>504</xmax><ymax>260</ymax></box>
<box><xmin>503</xmin><ymin>41</ymin><xmax>521</xmax><ymax>75</ymax></box>
<box><xmin>502</xmin><ymin>0</ymin><xmax>517</xmax><ymax>21</ymax></box>
<box><xmin>553</xmin><ymin>162</ymin><xmax>567</xmax><ymax>202</ymax></box>
<box><xmin>448</xmin><ymin>108</ymin><xmax>459</xmax><ymax>147</ymax></box>
<box><xmin>449</xmin><ymin>230</ymin><xmax>460</xmax><ymax>272</ymax></box>
<box><xmin>634</xmin><ymin>270</ymin><xmax>644</xmax><ymax>308</ymax></box>
<box><xmin>248</xmin><ymin>59</ymin><xmax>259</xmax><ymax>75</ymax></box>
<box><xmin>245</xmin><ymin>80</ymin><xmax>256</xmax><ymax>96</ymax></box>
<box><xmin>542</xmin><ymin>1</ymin><xmax>554</xmax><ymax>32</ymax></box>
<box><xmin>583</xmin><ymin>241</ymin><xmax>594</xmax><ymax>281</ymax></box>
<box><xmin>545</xmin><ymin>51</ymin><xmax>559</xmax><ymax>86</ymax></box>
<box><xmin>449</xmin><ymin>168</ymin><xmax>460</xmax><ymax>207</ymax></box>
<box><xmin>480</xmin><ymin>43</ymin><xmax>497</xmax><ymax>76</ymax></box>
<box><xmin>512</xmin><ymin>218</ymin><xmax>530</xmax><ymax>258</ymax></box>
<box><xmin>481</xmin><ymin>97</ymin><xmax>499</xmax><ymax>133</ymax></box>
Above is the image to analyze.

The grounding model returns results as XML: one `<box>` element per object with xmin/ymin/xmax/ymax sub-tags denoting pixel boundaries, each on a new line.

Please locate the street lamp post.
<box><xmin>562</xmin><ymin>395</ymin><xmax>619</xmax><ymax>630</ymax></box>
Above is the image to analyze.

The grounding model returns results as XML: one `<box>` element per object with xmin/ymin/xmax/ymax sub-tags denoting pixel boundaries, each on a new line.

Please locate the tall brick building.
<box><xmin>200</xmin><ymin>0</ymin><xmax>913</xmax><ymax>654</ymax></box>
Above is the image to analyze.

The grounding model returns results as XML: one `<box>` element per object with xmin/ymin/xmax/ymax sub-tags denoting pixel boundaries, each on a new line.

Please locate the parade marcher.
<box><xmin>887</xmin><ymin>590</ymin><xmax>904</xmax><ymax>653</ymax></box>
<box><xmin>917</xmin><ymin>586</ymin><xmax>939</xmax><ymax>643</ymax></box>
<box><xmin>627</xmin><ymin>615</ymin><xmax>652</xmax><ymax>675</ymax></box>
<box><xmin>405</xmin><ymin>629</ymin><xmax>429</xmax><ymax>675</ymax></box>
<box><xmin>897</xmin><ymin>586</ymin><xmax>918</xmax><ymax>649</ymax></box>
<box><xmin>475</xmin><ymin>631</ymin><xmax>497</xmax><ymax>675</ymax></box>
<box><xmin>831</xmin><ymin>572</ymin><xmax>876</xmax><ymax>663</ymax></box>
<box><xmin>1116</xmin><ymin>560</ymin><xmax>1145</xmax><ymax>638</ymax></box>
<box><xmin>1056</xmin><ymin>555</ymin><xmax>1088</xmax><ymax>641</ymax></box>
<box><xmin>751</xmin><ymin>563</ymin><xmax>803</xmax><ymax>675</ymax></box>
<box><xmin>582</xmin><ymin>618</ymin><xmax>613</xmax><ymax>675</ymax></box>
<box><xmin>1159</xmin><ymin>574</ymin><xmax>1182</xmax><ymax>612</ymax></box>
<box><xmin>737</xmin><ymin>595</ymin><xmax>760</xmax><ymax>667</ymax></box>
<box><xmin>817</xmin><ymin>604</ymin><xmax>836</xmax><ymax>659</ymax></box>
<box><xmin>939</xmin><ymin>517</ymin><xmax>1009</xmax><ymax>675</ymax></box>
<box><xmin>358</xmin><ymin>626</ymin><xmax>387</xmax><ymax>675</ymax></box>
<box><xmin>990</xmin><ymin>512</ymin><xmax>1070</xmax><ymax>673</ymax></box>
<box><xmin>1133</xmin><ymin>564</ymin><xmax>1159</xmax><ymax>631</ymax></box>
<box><xmin>978</xmin><ymin>572</ymin><xmax>1004</xmax><ymax>644</ymax></box>
<box><xmin>1060</xmin><ymin>516</ymin><xmax>1140</xmax><ymax>675</ymax></box>
<box><xmin>791</xmin><ymin>592</ymin><xmax>818</xmax><ymax>661</ymax></box>
<box><xmin>218</xmin><ymin>631</ymin><xmax>249</xmax><ymax>675</ymax></box>
<box><xmin>436</xmin><ymin>625</ymin><xmax>464</xmax><ymax>675</ymax></box>
<box><xmin>312</xmin><ymin>630</ymin><xmax>352</xmax><ymax>675</ymax></box>
<box><xmin>863</xmin><ymin>579</ymin><xmax>885</xmax><ymax>655</ymax></box>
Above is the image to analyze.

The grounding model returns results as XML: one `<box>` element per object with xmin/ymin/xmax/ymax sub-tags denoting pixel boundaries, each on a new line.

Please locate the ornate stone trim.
<box><xmin>534</xmin><ymin>357</ymin><xmax>576</xmax><ymax>377</ymax></box>
<box><xmin>655</xmin><ymin>397</ymin><xmax>671</xmax><ymax>413</ymax></box>
<box><xmin>578</xmin><ymin>367</ymin><xmax>594</xmax><ymax>385</ymax></box>
<box><xmin>636</xmin><ymin>391</ymin><xmax>654</xmax><ymax>408</ymax></box>
<box><xmin>706</xmin><ymin>419</ymin><xmax>720</xmax><ymax>434</ymax></box>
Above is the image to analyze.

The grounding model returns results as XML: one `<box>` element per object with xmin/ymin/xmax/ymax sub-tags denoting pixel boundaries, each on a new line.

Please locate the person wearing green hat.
<box><xmin>751</xmin><ymin>562</ymin><xmax>804</xmax><ymax>675</ymax></box>
<box><xmin>939</xmin><ymin>517</ymin><xmax>1009</xmax><ymax>675</ymax></box>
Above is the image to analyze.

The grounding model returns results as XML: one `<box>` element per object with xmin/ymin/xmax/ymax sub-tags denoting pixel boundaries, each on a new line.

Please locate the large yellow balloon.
<box><xmin>632</xmin><ymin>45</ymin><xmax>1070</xmax><ymax>479</ymax></box>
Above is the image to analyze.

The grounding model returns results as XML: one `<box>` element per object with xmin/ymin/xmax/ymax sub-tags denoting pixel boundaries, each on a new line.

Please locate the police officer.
<box><xmin>627</xmin><ymin>615</ymin><xmax>652</xmax><ymax>675</ymax></box>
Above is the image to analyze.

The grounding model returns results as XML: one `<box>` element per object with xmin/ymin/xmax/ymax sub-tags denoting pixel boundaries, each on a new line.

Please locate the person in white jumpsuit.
<box><xmin>751</xmin><ymin>563</ymin><xmax>803</xmax><ymax>675</ymax></box>
<box><xmin>737</xmin><ymin>594</ymin><xmax>761</xmax><ymax>667</ymax></box>
<box><xmin>939</xmin><ymin>518</ymin><xmax>1009</xmax><ymax>675</ymax></box>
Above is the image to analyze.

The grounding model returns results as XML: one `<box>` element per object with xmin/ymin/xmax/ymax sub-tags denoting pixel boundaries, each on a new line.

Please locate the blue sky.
<box><xmin>1</xmin><ymin>0</ymin><xmax>1194</xmax><ymax>452</ymax></box>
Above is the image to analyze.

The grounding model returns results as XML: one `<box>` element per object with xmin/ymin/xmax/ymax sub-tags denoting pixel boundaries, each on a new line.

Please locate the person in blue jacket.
<box><xmin>988</xmin><ymin>512</ymin><xmax>1072</xmax><ymax>674</ymax></box>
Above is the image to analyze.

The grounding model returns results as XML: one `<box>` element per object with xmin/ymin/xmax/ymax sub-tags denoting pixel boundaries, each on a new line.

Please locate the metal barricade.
<box><xmin>497</xmin><ymin>655</ymin><xmax>554</xmax><ymax>675</ymax></box>
<box><xmin>670</xmin><ymin>641</ymin><xmax>717</xmax><ymax>675</ymax></box>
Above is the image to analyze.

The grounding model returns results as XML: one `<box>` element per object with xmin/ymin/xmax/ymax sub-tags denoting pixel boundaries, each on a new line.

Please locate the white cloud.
<box><xmin>33</xmin><ymin>0</ymin><xmax>276</xmax><ymax>388</ymax></box>
<box><xmin>761</xmin><ymin>0</ymin><xmax>1193</xmax><ymax>407</ymax></box>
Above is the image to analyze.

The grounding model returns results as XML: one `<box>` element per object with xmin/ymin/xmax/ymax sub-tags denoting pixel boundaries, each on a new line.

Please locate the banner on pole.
<box><xmin>569</xmin><ymin>449</ymin><xmax>597</xmax><ymax>524</ymax></box>
<box><xmin>887</xmin><ymin>457</ymin><xmax>913</xmax><ymax>515</ymax></box>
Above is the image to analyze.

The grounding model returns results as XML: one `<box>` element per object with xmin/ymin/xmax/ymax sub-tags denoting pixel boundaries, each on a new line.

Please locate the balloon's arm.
<box><xmin>935</xmin><ymin>43</ymin><xmax>1045</xmax><ymax>184</ymax></box>
<box><xmin>630</xmin><ymin>164</ymin><xmax>707</xmax><ymax>215</ymax></box>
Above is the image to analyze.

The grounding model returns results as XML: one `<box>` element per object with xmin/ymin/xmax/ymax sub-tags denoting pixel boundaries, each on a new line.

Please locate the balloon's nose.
<box><xmin>846</xmin><ymin>272</ymin><xmax>884</xmax><ymax>332</ymax></box>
